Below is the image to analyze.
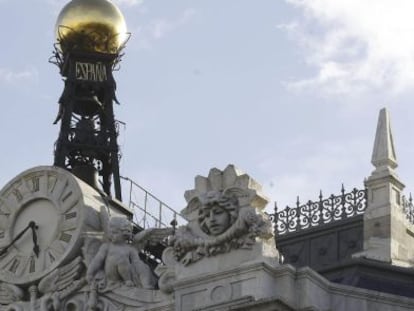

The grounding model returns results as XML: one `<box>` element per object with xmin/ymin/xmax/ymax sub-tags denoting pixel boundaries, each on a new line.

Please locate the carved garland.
<box><xmin>170</xmin><ymin>206</ymin><xmax>272</xmax><ymax>266</ymax></box>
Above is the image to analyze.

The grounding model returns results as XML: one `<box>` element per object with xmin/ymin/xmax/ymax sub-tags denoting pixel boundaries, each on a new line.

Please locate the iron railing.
<box><xmin>120</xmin><ymin>176</ymin><xmax>414</xmax><ymax>235</ymax></box>
<box><xmin>120</xmin><ymin>176</ymin><xmax>184</xmax><ymax>229</ymax></box>
<box><xmin>270</xmin><ymin>186</ymin><xmax>367</xmax><ymax>236</ymax></box>
<box><xmin>402</xmin><ymin>194</ymin><xmax>414</xmax><ymax>224</ymax></box>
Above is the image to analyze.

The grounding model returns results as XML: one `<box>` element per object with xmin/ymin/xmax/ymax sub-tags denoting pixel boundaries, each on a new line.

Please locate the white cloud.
<box><xmin>0</xmin><ymin>67</ymin><xmax>38</xmax><ymax>84</ymax></box>
<box><xmin>133</xmin><ymin>8</ymin><xmax>196</xmax><ymax>49</ymax></box>
<box><xmin>150</xmin><ymin>8</ymin><xmax>196</xmax><ymax>40</ymax></box>
<box><xmin>283</xmin><ymin>0</ymin><xmax>414</xmax><ymax>94</ymax></box>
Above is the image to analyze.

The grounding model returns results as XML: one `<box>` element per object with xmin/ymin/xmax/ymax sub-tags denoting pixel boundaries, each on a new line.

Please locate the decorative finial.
<box><xmin>55</xmin><ymin>0</ymin><xmax>128</xmax><ymax>54</ymax></box>
<box><xmin>371</xmin><ymin>108</ymin><xmax>397</xmax><ymax>170</ymax></box>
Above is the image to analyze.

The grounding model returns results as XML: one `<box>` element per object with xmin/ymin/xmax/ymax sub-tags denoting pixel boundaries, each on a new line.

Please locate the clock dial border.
<box><xmin>0</xmin><ymin>167</ymin><xmax>85</xmax><ymax>285</ymax></box>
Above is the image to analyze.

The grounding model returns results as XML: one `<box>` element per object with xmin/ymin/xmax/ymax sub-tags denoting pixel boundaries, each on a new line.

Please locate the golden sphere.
<box><xmin>55</xmin><ymin>0</ymin><xmax>128</xmax><ymax>54</ymax></box>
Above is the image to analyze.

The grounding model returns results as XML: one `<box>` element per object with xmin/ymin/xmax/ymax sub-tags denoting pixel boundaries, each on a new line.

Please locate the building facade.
<box><xmin>0</xmin><ymin>0</ymin><xmax>413</xmax><ymax>310</ymax></box>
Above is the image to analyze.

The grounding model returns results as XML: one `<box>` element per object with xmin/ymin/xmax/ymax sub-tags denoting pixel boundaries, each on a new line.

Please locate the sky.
<box><xmin>1</xmin><ymin>0</ymin><xmax>414</xmax><ymax>224</ymax></box>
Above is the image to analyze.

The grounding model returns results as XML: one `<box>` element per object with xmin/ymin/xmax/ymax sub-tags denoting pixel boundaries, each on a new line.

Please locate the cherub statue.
<box><xmin>86</xmin><ymin>216</ymin><xmax>156</xmax><ymax>290</ymax></box>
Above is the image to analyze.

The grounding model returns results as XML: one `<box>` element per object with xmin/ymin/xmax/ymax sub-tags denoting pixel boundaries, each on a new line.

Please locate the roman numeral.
<box><xmin>61</xmin><ymin>212</ymin><xmax>78</xmax><ymax>232</ymax></box>
<box><xmin>9</xmin><ymin>256</ymin><xmax>31</xmax><ymax>276</ymax></box>
<box><xmin>9</xmin><ymin>258</ymin><xmax>20</xmax><ymax>274</ymax></box>
<box><xmin>25</xmin><ymin>173</ymin><xmax>49</xmax><ymax>194</ymax></box>
<box><xmin>29</xmin><ymin>257</ymin><xmax>35</xmax><ymax>273</ymax></box>
<box><xmin>50</xmin><ymin>177</ymin><xmax>67</xmax><ymax>200</ymax></box>
<box><xmin>48</xmin><ymin>251</ymin><xmax>55</xmax><ymax>263</ymax></box>
<box><xmin>48</xmin><ymin>175</ymin><xmax>58</xmax><ymax>193</ymax></box>
<box><xmin>59</xmin><ymin>232</ymin><xmax>72</xmax><ymax>243</ymax></box>
<box><xmin>30</xmin><ymin>176</ymin><xmax>40</xmax><ymax>193</ymax></box>
<box><xmin>45</xmin><ymin>241</ymin><xmax>65</xmax><ymax>267</ymax></box>
<box><xmin>0</xmin><ymin>201</ymin><xmax>10</xmax><ymax>220</ymax></box>
<box><xmin>3</xmin><ymin>183</ymin><xmax>26</xmax><ymax>209</ymax></box>
<box><xmin>12</xmin><ymin>189</ymin><xmax>23</xmax><ymax>203</ymax></box>
<box><xmin>49</xmin><ymin>177</ymin><xmax>79</xmax><ymax>212</ymax></box>
<box><xmin>61</xmin><ymin>191</ymin><xmax>73</xmax><ymax>203</ymax></box>
<box><xmin>65</xmin><ymin>212</ymin><xmax>77</xmax><ymax>220</ymax></box>
<box><xmin>0</xmin><ymin>252</ymin><xmax>15</xmax><ymax>267</ymax></box>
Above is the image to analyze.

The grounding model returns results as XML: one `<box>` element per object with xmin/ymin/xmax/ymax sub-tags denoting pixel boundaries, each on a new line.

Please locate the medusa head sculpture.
<box><xmin>169</xmin><ymin>165</ymin><xmax>273</xmax><ymax>266</ymax></box>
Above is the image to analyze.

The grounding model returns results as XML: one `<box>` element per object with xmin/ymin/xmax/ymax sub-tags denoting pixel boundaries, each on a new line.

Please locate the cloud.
<box><xmin>0</xmin><ymin>67</ymin><xmax>38</xmax><ymax>84</ymax></box>
<box><xmin>282</xmin><ymin>0</ymin><xmax>414</xmax><ymax>94</ymax></box>
<box><xmin>133</xmin><ymin>8</ymin><xmax>196</xmax><ymax>49</ymax></box>
<box><xmin>150</xmin><ymin>8</ymin><xmax>196</xmax><ymax>39</ymax></box>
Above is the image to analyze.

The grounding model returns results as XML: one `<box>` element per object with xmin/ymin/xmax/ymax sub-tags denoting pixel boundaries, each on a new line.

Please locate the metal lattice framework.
<box><xmin>270</xmin><ymin>186</ymin><xmax>367</xmax><ymax>236</ymax></box>
<box><xmin>48</xmin><ymin>26</ymin><xmax>132</xmax><ymax>201</ymax></box>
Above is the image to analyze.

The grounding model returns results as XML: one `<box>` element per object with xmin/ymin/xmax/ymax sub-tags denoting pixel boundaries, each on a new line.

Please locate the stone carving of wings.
<box><xmin>0</xmin><ymin>282</ymin><xmax>23</xmax><ymax>305</ymax></box>
<box><xmin>38</xmin><ymin>256</ymin><xmax>85</xmax><ymax>296</ymax></box>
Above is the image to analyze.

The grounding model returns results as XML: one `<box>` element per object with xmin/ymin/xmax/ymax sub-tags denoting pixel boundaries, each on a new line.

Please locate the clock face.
<box><xmin>0</xmin><ymin>167</ymin><xmax>84</xmax><ymax>284</ymax></box>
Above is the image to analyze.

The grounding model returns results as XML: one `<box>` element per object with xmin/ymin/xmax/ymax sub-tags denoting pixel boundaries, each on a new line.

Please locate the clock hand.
<box><xmin>0</xmin><ymin>222</ymin><xmax>34</xmax><ymax>257</ymax></box>
<box><xmin>30</xmin><ymin>222</ymin><xmax>40</xmax><ymax>258</ymax></box>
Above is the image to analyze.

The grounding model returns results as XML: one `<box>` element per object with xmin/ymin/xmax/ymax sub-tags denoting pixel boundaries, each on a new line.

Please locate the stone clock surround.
<box><xmin>0</xmin><ymin>166</ymin><xmax>129</xmax><ymax>286</ymax></box>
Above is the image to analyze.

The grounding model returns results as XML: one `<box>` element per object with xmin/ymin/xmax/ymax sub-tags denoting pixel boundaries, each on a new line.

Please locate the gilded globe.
<box><xmin>55</xmin><ymin>0</ymin><xmax>128</xmax><ymax>54</ymax></box>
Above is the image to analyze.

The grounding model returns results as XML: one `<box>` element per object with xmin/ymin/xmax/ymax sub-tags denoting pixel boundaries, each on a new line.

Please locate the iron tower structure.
<box><xmin>51</xmin><ymin>0</ymin><xmax>129</xmax><ymax>201</ymax></box>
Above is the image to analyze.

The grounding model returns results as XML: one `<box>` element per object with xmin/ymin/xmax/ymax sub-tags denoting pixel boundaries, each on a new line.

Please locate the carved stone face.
<box><xmin>109</xmin><ymin>217</ymin><xmax>132</xmax><ymax>243</ymax></box>
<box><xmin>198</xmin><ymin>192</ymin><xmax>239</xmax><ymax>236</ymax></box>
<box><xmin>203</xmin><ymin>205</ymin><xmax>231</xmax><ymax>236</ymax></box>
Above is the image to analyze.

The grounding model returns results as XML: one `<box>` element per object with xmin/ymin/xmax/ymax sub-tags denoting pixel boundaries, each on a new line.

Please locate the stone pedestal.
<box><xmin>174</xmin><ymin>261</ymin><xmax>282</xmax><ymax>311</ymax></box>
<box><xmin>169</xmin><ymin>239</ymin><xmax>279</xmax><ymax>310</ymax></box>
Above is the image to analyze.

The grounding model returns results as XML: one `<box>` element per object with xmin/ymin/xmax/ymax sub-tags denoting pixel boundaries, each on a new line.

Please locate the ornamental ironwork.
<box><xmin>402</xmin><ymin>194</ymin><xmax>414</xmax><ymax>224</ymax></box>
<box><xmin>270</xmin><ymin>186</ymin><xmax>367</xmax><ymax>236</ymax></box>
